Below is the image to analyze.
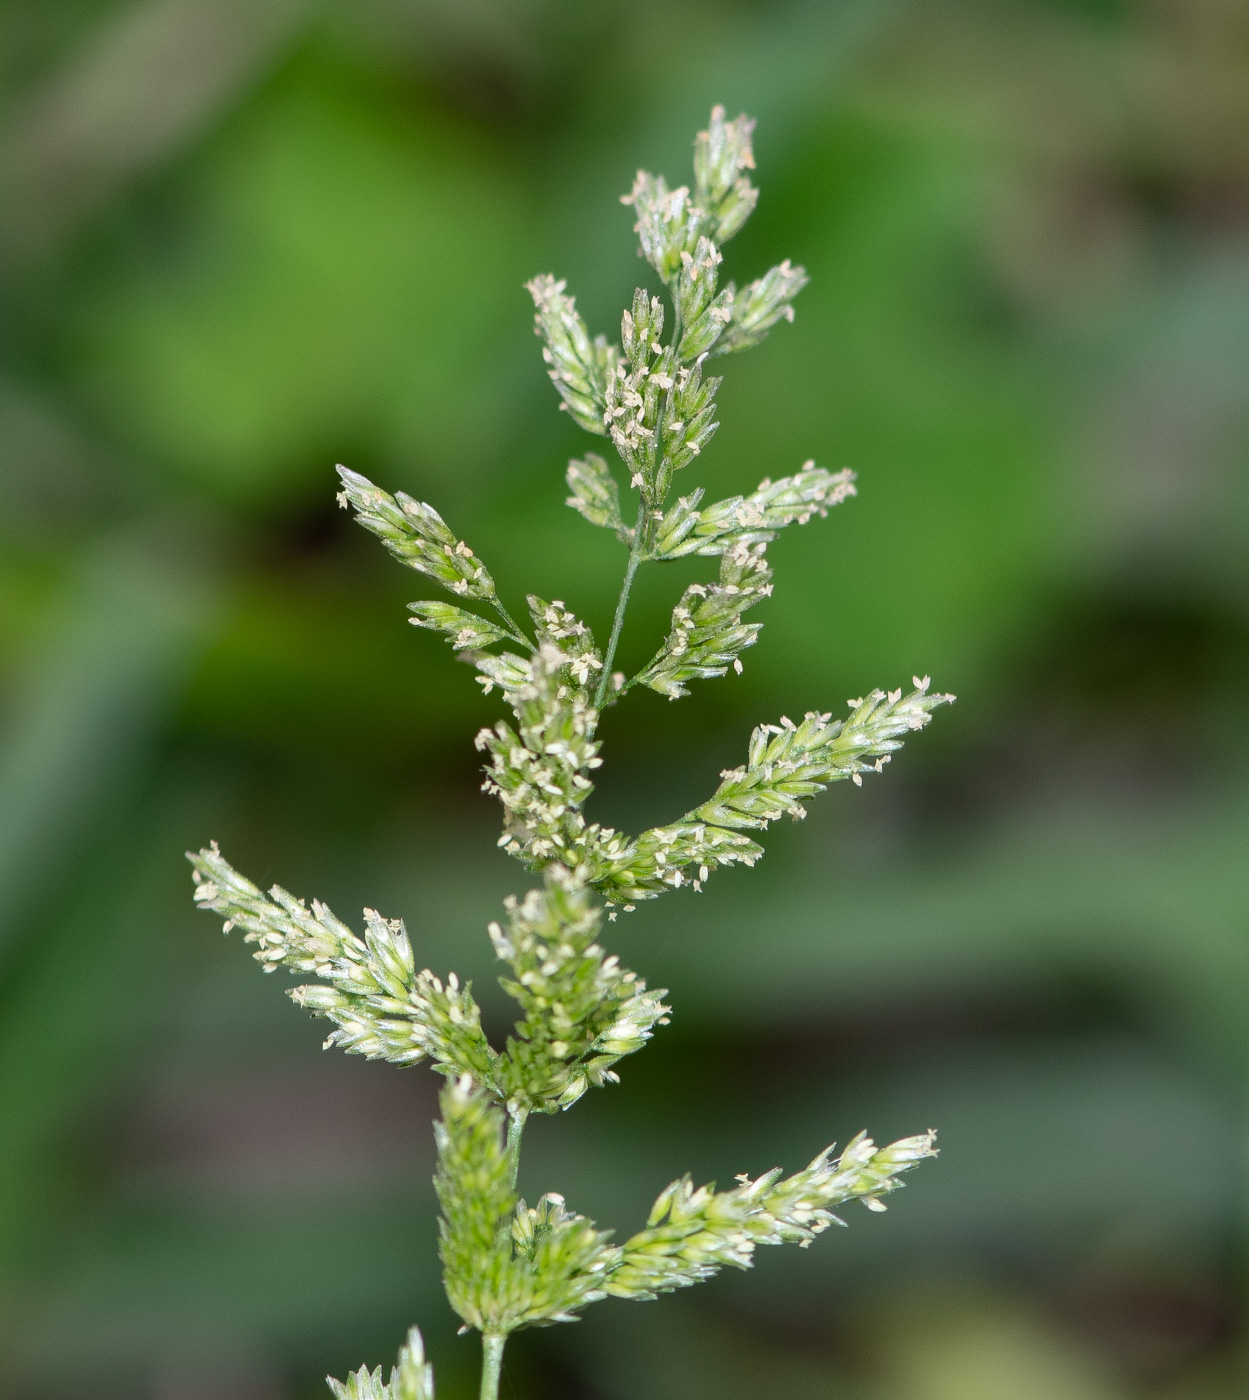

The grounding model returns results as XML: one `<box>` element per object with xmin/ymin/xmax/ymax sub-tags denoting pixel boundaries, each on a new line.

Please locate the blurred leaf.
<box><xmin>0</xmin><ymin>522</ymin><xmax>221</xmax><ymax>947</ymax></box>
<box><xmin>873</xmin><ymin>1293</ymin><xmax>1127</xmax><ymax>1400</ymax></box>
<box><xmin>0</xmin><ymin>0</ymin><xmax>311</xmax><ymax>261</ymax></box>
<box><xmin>69</xmin><ymin>53</ymin><xmax>533</xmax><ymax>505</ymax></box>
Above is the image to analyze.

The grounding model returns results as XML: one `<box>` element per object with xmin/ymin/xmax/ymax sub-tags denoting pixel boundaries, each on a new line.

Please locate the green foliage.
<box><xmin>188</xmin><ymin>106</ymin><xmax>951</xmax><ymax>1400</ymax></box>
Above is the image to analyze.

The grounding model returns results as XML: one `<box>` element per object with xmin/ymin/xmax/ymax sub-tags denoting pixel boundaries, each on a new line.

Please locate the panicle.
<box><xmin>624</xmin><ymin>106</ymin><xmax>760</xmax><ymax>288</ymax></box>
<box><xmin>602</xmin><ymin>354</ymin><xmax>719</xmax><ymax>508</ymax></box>
<box><xmin>434</xmin><ymin>1077</ymin><xmax>517</xmax><ymax>1332</ymax></box>
<box><xmin>191</xmin><ymin>104</ymin><xmax>950</xmax><ymax>1378</ymax></box>
<box><xmin>536</xmin><ymin>105</ymin><xmax>801</xmax><ymax>523</ymax></box>
<box><xmin>695</xmin><ymin>683</ymin><xmax>955</xmax><ymax>833</ymax></box>
<box><xmin>591</xmin><ymin>819</ymin><xmax>763</xmax><ymax>906</ymax></box>
<box><xmin>476</xmin><ymin>639</ymin><xmax>604</xmax><ymax>868</ymax></box>
<box><xmin>674</xmin><ymin>236</ymin><xmax>733</xmax><ymax>360</ymax></box>
<box><xmin>407</xmin><ymin>601</ymin><xmax>513</xmax><ymax>653</ymax></box>
<box><xmin>587</xmin><ymin>682</ymin><xmax>954</xmax><ymax>903</ymax></box>
<box><xmin>621</xmin><ymin>172</ymin><xmax>703</xmax><ymax>285</ymax></box>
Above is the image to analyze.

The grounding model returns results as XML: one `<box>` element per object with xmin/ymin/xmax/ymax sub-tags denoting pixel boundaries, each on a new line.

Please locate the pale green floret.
<box><xmin>713</xmin><ymin>259</ymin><xmax>810</xmax><ymax>356</ymax></box>
<box><xmin>407</xmin><ymin>601</ymin><xmax>512</xmax><ymax>652</ymax></box>
<box><xmin>474</xmin><ymin>640</ymin><xmax>604</xmax><ymax>868</ymax></box>
<box><xmin>650</xmin><ymin>463</ymin><xmax>857</xmax><ymax>560</ymax></box>
<box><xmin>632</xmin><ymin>539</ymin><xmax>772</xmax><ymax>699</ymax></box>
<box><xmin>328</xmin><ymin>1328</ymin><xmax>434</xmax><ymax>1400</ymax></box>
<box><xmin>525</xmin><ymin>274</ymin><xmax>619</xmax><ymax>436</ymax></box>
<box><xmin>189</xmin><ymin>105</ymin><xmax>953</xmax><ymax>1400</ymax></box>
<box><xmin>692</xmin><ymin>104</ymin><xmax>760</xmax><ymax>242</ymax></box>
<box><xmin>489</xmin><ymin>868</ymin><xmax>670</xmax><ymax>1114</ymax></box>
<box><xmin>436</xmin><ymin>1077</ymin><xmax>620</xmax><ymax>1336</ymax></box>
<box><xmin>335</xmin><ymin>466</ymin><xmax>497</xmax><ymax>603</ymax></box>
<box><xmin>565</xmin><ymin>452</ymin><xmax>629</xmax><ymax>541</ymax></box>
<box><xmin>605</xmin><ymin>344</ymin><xmax>721</xmax><ymax>504</ymax></box>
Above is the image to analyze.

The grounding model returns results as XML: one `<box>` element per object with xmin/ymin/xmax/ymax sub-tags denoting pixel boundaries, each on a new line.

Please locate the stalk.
<box><xmin>594</xmin><ymin>498</ymin><xmax>647</xmax><ymax>707</ymax></box>
<box><xmin>480</xmin><ymin>1334</ymin><xmax>506</xmax><ymax>1400</ymax></box>
<box><xmin>593</xmin><ymin>296</ymin><xmax>684</xmax><ymax>708</ymax></box>
<box><xmin>505</xmin><ymin>1108</ymin><xmax>527</xmax><ymax>1188</ymax></box>
<box><xmin>491</xmin><ymin>598</ymin><xmax>534</xmax><ymax>651</ymax></box>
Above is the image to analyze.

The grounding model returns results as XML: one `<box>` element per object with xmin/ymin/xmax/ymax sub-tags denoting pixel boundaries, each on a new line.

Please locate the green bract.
<box><xmin>188</xmin><ymin>105</ymin><xmax>952</xmax><ymax>1400</ymax></box>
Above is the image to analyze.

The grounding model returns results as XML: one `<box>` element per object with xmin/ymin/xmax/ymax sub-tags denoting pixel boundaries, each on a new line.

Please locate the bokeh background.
<box><xmin>2</xmin><ymin>0</ymin><xmax>1248</xmax><ymax>1396</ymax></box>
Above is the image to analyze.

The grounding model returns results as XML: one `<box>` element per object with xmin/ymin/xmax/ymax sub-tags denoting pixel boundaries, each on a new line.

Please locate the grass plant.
<box><xmin>188</xmin><ymin>106</ymin><xmax>952</xmax><ymax>1400</ymax></box>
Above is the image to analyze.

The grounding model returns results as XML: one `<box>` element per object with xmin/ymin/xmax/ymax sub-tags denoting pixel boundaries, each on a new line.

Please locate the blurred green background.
<box><xmin>1</xmin><ymin>0</ymin><xmax>1248</xmax><ymax>1396</ymax></box>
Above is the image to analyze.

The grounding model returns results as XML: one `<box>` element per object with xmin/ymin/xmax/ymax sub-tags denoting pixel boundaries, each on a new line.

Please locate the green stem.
<box><xmin>491</xmin><ymin>598</ymin><xmax>534</xmax><ymax>652</ymax></box>
<box><xmin>505</xmin><ymin>1107</ymin><xmax>528</xmax><ymax>1189</ymax></box>
<box><xmin>480</xmin><ymin>1333</ymin><xmax>507</xmax><ymax>1400</ymax></box>
<box><xmin>594</xmin><ymin>288</ymin><xmax>683</xmax><ymax>709</ymax></box>
<box><xmin>595</xmin><ymin>499</ymin><xmax>647</xmax><ymax>707</ymax></box>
